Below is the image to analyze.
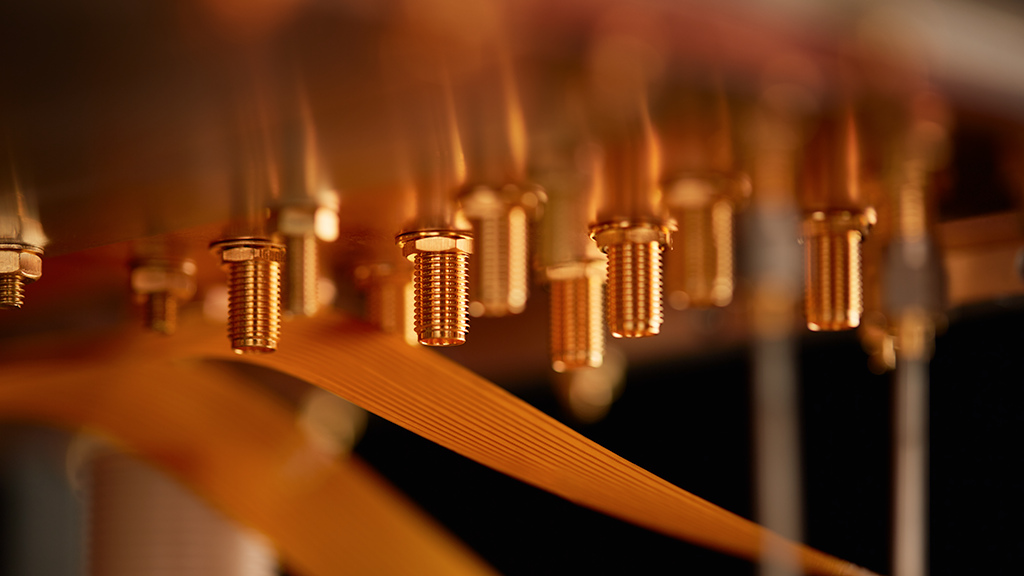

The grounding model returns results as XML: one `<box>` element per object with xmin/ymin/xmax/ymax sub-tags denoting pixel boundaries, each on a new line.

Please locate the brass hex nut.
<box><xmin>0</xmin><ymin>249</ymin><xmax>43</xmax><ymax>282</ymax></box>
<box><xmin>130</xmin><ymin>261</ymin><xmax>197</xmax><ymax>298</ymax></box>
<box><xmin>590</xmin><ymin>223</ymin><xmax>669</xmax><ymax>250</ymax></box>
<box><xmin>397</xmin><ymin>232</ymin><xmax>473</xmax><ymax>260</ymax></box>
<box><xmin>217</xmin><ymin>244</ymin><xmax>286</xmax><ymax>264</ymax></box>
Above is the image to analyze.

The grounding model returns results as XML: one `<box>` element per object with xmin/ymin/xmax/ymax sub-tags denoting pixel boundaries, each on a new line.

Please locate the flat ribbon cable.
<box><xmin>0</xmin><ymin>358</ymin><xmax>499</xmax><ymax>576</ymax></box>
<box><xmin>0</xmin><ymin>315</ymin><xmax>880</xmax><ymax>576</ymax></box>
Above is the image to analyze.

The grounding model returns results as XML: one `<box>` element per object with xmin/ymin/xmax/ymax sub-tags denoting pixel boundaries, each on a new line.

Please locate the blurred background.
<box><xmin>1</xmin><ymin>0</ymin><xmax>1023</xmax><ymax>574</ymax></box>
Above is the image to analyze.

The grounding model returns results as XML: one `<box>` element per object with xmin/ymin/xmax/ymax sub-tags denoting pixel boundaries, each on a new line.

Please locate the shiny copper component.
<box><xmin>355</xmin><ymin>262</ymin><xmax>418</xmax><ymax>347</ymax></box>
<box><xmin>0</xmin><ymin>243</ymin><xmax>42</xmax><ymax>310</ymax></box>
<box><xmin>210</xmin><ymin>238</ymin><xmax>285</xmax><ymax>354</ymax></box>
<box><xmin>799</xmin><ymin>103</ymin><xmax>872</xmax><ymax>331</ymax></box>
<box><xmin>130</xmin><ymin>258</ymin><xmax>198</xmax><ymax>335</ymax></box>
<box><xmin>664</xmin><ymin>177</ymin><xmax>744</xmax><ymax>309</ymax></box>
<box><xmin>802</xmin><ymin>210</ymin><xmax>874</xmax><ymax>331</ymax></box>
<box><xmin>546</xmin><ymin>261</ymin><xmax>605</xmax><ymax>372</ymax></box>
<box><xmin>397</xmin><ymin>230</ymin><xmax>473</xmax><ymax>346</ymax></box>
<box><xmin>460</xmin><ymin>185</ymin><xmax>543</xmax><ymax>317</ymax></box>
<box><xmin>591</xmin><ymin>223</ymin><xmax>667</xmax><ymax>338</ymax></box>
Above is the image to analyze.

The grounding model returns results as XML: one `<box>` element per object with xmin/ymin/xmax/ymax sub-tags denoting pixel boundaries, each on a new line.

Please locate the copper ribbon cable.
<box><xmin>0</xmin><ymin>356</ymin><xmax>498</xmax><ymax>576</ymax></box>
<box><xmin>0</xmin><ymin>315</ymin><xmax>879</xmax><ymax>576</ymax></box>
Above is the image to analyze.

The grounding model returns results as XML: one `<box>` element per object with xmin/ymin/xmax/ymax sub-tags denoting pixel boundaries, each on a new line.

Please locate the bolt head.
<box><xmin>399</xmin><ymin>234</ymin><xmax>473</xmax><ymax>259</ymax></box>
<box><xmin>591</xmin><ymin>224</ymin><xmax>667</xmax><ymax>249</ymax></box>
<box><xmin>0</xmin><ymin>250</ymin><xmax>42</xmax><ymax>282</ymax></box>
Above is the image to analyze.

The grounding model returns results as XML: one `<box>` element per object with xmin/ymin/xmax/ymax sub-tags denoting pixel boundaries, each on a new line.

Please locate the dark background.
<box><xmin>355</xmin><ymin>300</ymin><xmax>1022</xmax><ymax>576</ymax></box>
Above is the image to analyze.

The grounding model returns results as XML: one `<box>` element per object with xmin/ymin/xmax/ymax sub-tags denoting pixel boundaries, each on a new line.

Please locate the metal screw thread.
<box><xmin>804</xmin><ymin>228</ymin><xmax>863</xmax><ymax>331</ymax></box>
<box><xmin>412</xmin><ymin>251</ymin><xmax>470</xmax><ymax>346</ymax></box>
<box><xmin>143</xmin><ymin>292</ymin><xmax>178</xmax><ymax>335</ymax></box>
<box><xmin>284</xmin><ymin>233</ymin><xmax>319</xmax><ymax>317</ymax></box>
<box><xmin>0</xmin><ymin>275</ymin><xmax>25</xmax><ymax>309</ymax></box>
<box><xmin>606</xmin><ymin>241</ymin><xmax>664</xmax><ymax>338</ymax></box>
<box><xmin>667</xmin><ymin>199</ymin><xmax>735</xmax><ymax>310</ymax></box>
<box><xmin>469</xmin><ymin>205</ymin><xmax>529</xmax><ymax>317</ymax></box>
<box><xmin>225</xmin><ymin>257</ymin><xmax>283</xmax><ymax>354</ymax></box>
<box><xmin>550</xmin><ymin>273</ymin><xmax>604</xmax><ymax>372</ymax></box>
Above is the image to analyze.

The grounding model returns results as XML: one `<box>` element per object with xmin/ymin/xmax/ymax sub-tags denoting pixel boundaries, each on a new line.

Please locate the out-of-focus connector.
<box><xmin>659</xmin><ymin>82</ymin><xmax>749</xmax><ymax>310</ymax></box>
<box><xmin>0</xmin><ymin>243</ymin><xmax>42</xmax><ymax>310</ymax></box>
<box><xmin>130</xmin><ymin>258</ymin><xmax>198</xmax><ymax>335</ymax></box>
<box><xmin>355</xmin><ymin>261</ymin><xmax>418</xmax><ymax>347</ymax></box>
<box><xmin>590</xmin><ymin>220</ymin><xmax>669</xmax><ymax>338</ymax></box>
<box><xmin>274</xmin><ymin>191</ymin><xmax>340</xmax><ymax>318</ymax></box>
<box><xmin>459</xmin><ymin>184</ymin><xmax>545</xmax><ymax>317</ymax></box>
<box><xmin>210</xmin><ymin>238</ymin><xmax>285</xmax><ymax>354</ymax></box>
<box><xmin>545</xmin><ymin>259</ymin><xmax>606</xmax><ymax>372</ymax></box>
<box><xmin>799</xmin><ymin>104</ymin><xmax>875</xmax><ymax>331</ymax></box>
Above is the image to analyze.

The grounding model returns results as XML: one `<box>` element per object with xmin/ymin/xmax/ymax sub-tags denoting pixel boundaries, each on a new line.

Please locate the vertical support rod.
<box><xmin>893</xmin><ymin>358</ymin><xmax>928</xmax><ymax>576</ymax></box>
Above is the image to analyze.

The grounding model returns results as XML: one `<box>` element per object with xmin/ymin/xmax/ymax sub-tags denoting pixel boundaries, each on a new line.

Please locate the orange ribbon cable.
<box><xmin>0</xmin><ymin>315</ymin><xmax>880</xmax><ymax>576</ymax></box>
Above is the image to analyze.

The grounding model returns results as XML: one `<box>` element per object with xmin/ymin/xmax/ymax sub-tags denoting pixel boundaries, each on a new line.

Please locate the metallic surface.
<box><xmin>665</xmin><ymin>185</ymin><xmax>738</xmax><ymax>310</ymax></box>
<box><xmin>547</xmin><ymin>262</ymin><xmax>605</xmax><ymax>372</ymax></box>
<box><xmin>398</xmin><ymin>231</ymin><xmax>473</xmax><ymax>346</ymax></box>
<box><xmin>593</xmin><ymin>223</ymin><xmax>667</xmax><ymax>338</ymax></box>
<box><xmin>802</xmin><ymin>211</ymin><xmax>872</xmax><ymax>331</ymax></box>
<box><xmin>0</xmin><ymin>244</ymin><xmax>43</xmax><ymax>310</ymax></box>
<box><xmin>130</xmin><ymin>258</ymin><xmax>198</xmax><ymax>335</ymax></box>
<box><xmin>211</xmin><ymin>239</ymin><xmax>285</xmax><ymax>354</ymax></box>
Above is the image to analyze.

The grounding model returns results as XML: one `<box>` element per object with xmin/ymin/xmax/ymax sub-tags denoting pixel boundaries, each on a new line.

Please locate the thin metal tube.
<box><xmin>893</xmin><ymin>359</ymin><xmax>928</xmax><ymax>576</ymax></box>
<box><xmin>753</xmin><ymin>336</ymin><xmax>803</xmax><ymax>576</ymax></box>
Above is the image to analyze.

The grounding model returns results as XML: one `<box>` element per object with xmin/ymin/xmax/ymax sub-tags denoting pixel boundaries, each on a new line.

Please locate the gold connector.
<box><xmin>546</xmin><ymin>261</ymin><xmax>605</xmax><ymax>372</ymax></box>
<box><xmin>130</xmin><ymin>258</ymin><xmax>198</xmax><ymax>335</ymax></box>
<box><xmin>356</xmin><ymin>262</ymin><xmax>418</xmax><ymax>347</ymax></box>
<box><xmin>397</xmin><ymin>230</ymin><xmax>473</xmax><ymax>347</ymax></box>
<box><xmin>591</xmin><ymin>223</ymin><xmax>667</xmax><ymax>338</ymax></box>
<box><xmin>664</xmin><ymin>177</ymin><xmax>745</xmax><ymax>310</ymax></box>
<box><xmin>0</xmin><ymin>243</ymin><xmax>43</xmax><ymax>310</ymax></box>
<box><xmin>802</xmin><ymin>210</ymin><xmax>873</xmax><ymax>331</ymax></box>
<box><xmin>210</xmin><ymin>239</ymin><xmax>285</xmax><ymax>354</ymax></box>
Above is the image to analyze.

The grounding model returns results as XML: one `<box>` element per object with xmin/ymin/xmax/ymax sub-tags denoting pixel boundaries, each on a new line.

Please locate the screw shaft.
<box><xmin>225</xmin><ymin>253</ymin><xmax>283</xmax><ymax>354</ymax></box>
<box><xmin>0</xmin><ymin>275</ymin><xmax>25</xmax><ymax>309</ymax></box>
<box><xmin>412</xmin><ymin>251</ymin><xmax>470</xmax><ymax>346</ymax></box>
<box><xmin>550</xmin><ymin>272</ymin><xmax>604</xmax><ymax>372</ymax></box>
<box><xmin>143</xmin><ymin>292</ymin><xmax>178</xmax><ymax>335</ymax></box>
<box><xmin>667</xmin><ymin>199</ymin><xmax>735</xmax><ymax>310</ymax></box>
<box><xmin>606</xmin><ymin>240</ymin><xmax>664</xmax><ymax>338</ymax></box>
<box><xmin>285</xmin><ymin>233</ymin><xmax>319</xmax><ymax>317</ymax></box>
<box><xmin>805</xmin><ymin>230</ymin><xmax>863</xmax><ymax>331</ymax></box>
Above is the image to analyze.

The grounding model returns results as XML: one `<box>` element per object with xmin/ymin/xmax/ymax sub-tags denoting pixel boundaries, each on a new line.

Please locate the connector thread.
<box><xmin>213</xmin><ymin>240</ymin><xmax>285</xmax><ymax>354</ymax></box>
<box><xmin>413</xmin><ymin>251</ymin><xmax>470</xmax><ymax>346</ymax></box>
<box><xmin>667</xmin><ymin>199</ymin><xmax>734</xmax><ymax>309</ymax></box>
<box><xmin>285</xmin><ymin>233</ymin><xmax>319</xmax><ymax>317</ymax></box>
<box><xmin>606</xmin><ymin>240</ymin><xmax>664</xmax><ymax>338</ymax></box>
<box><xmin>143</xmin><ymin>292</ymin><xmax>177</xmax><ymax>336</ymax></box>
<box><xmin>0</xmin><ymin>275</ymin><xmax>25</xmax><ymax>309</ymax></box>
<box><xmin>803</xmin><ymin>211</ymin><xmax>869</xmax><ymax>331</ymax></box>
<box><xmin>550</xmin><ymin>271</ymin><xmax>604</xmax><ymax>372</ymax></box>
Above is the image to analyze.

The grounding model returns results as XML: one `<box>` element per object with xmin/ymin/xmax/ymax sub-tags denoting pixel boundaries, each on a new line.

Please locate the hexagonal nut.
<box><xmin>131</xmin><ymin>265</ymin><xmax>197</xmax><ymax>298</ymax></box>
<box><xmin>399</xmin><ymin>234</ymin><xmax>473</xmax><ymax>259</ymax></box>
<box><xmin>591</xmin><ymin>225</ymin><xmax>668</xmax><ymax>249</ymax></box>
<box><xmin>219</xmin><ymin>245</ymin><xmax>286</xmax><ymax>264</ymax></box>
<box><xmin>0</xmin><ymin>251</ymin><xmax>42</xmax><ymax>282</ymax></box>
<box><xmin>459</xmin><ymin>186</ymin><xmax>505</xmax><ymax>219</ymax></box>
<box><xmin>275</xmin><ymin>205</ymin><xmax>317</xmax><ymax>236</ymax></box>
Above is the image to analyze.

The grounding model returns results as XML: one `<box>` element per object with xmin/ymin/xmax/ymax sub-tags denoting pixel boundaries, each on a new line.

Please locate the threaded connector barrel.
<box><xmin>413</xmin><ymin>252</ymin><xmax>470</xmax><ymax>346</ymax></box>
<box><xmin>666</xmin><ymin>198</ymin><xmax>735</xmax><ymax>310</ymax></box>
<box><xmin>284</xmin><ymin>233</ymin><xmax>319</xmax><ymax>317</ymax></box>
<box><xmin>0</xmin><ymin>243</ymin><xmax>43</xmax><ymax>310</ymax></box>
<box><xmin>143</xmin><ymin>292</ymin><xmax>177</xmax><ymax>335</ymax></box>
<box><xmin>802</xmin><ymin>210</ymin><xmax>872</xmax><ymax>331</ymax></box>
<box><xmin>591</xmin><ymin>223</ymin><xmax>668</xmax><ymax>338</ymax></box>
<box><xmin>397</xmin><ymin>230</ymin><xmax>473</xmax><ymax>347</ymax></box>
<box><xmin>547</xmin><ymin>262</ymin><xmax>605</xmax><ymax>372</ymax></box>
<box><xmin>356</xmin><ymin>263</ymin><xmax>418</xmax><ymax>347</ymax></box>
<box><xmin>211</xmin><ymin>239</ymin><xmax>285</xmax><ymax>354</ymax></box>
<box><xmin>0</xmin><ymin>275</ymin><xmax>25</xmax><ymax>309</ymax></box>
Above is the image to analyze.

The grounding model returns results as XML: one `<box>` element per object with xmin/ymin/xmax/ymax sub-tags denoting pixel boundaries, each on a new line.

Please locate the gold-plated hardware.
<box><xmin>210</xmin><ymin>238</ymin><xmax>285</xmax><ymax>354</ymax></box>
<box><xmin>590</xmin><ymin>222</ymin><xmax>668</xmax><ymax>338</ymax></box>
<box><xmin>545</xmin><ymin>261</ymin><xmax>606</xmax><ymax>372</ymax></box>
<box><xmin>129</xmin><ymin>258</ymin><xmax>198</xmax><ymax>335</ymax></box>
<box><xmin>0</xmin><ymin>243</ymin><xmax>43</xmax><ymax>310</ymax></box>
<box><xmin>397</xmin><ymin>230</ymin><xmax>473</xmax><ymax>346</ymax></box>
